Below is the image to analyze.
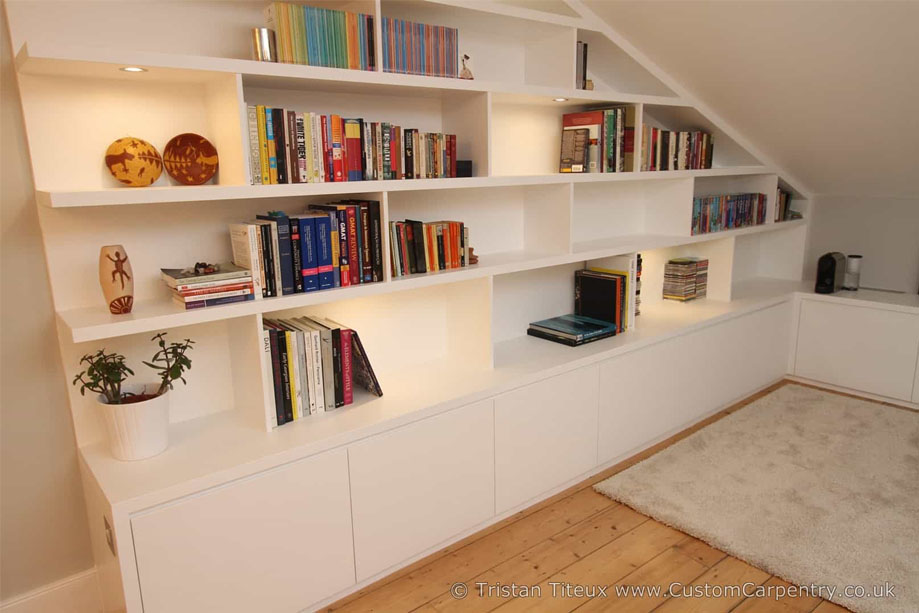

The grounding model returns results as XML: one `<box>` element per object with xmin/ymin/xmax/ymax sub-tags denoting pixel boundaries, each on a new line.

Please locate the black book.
<box><xmin>351</xmin><ymin>330</ymin><xmax>382</xmax><ymax>396</ymax></box>
<box><xmin>405</xmin><ymin>223</ymin><xmax>416</xmax><ymax>274</ymax></box>
<box><xmin>369</xmin><ymin>200</ymin><xmax>383</xmax><ymax>282</ymax></box>
<box><xmin>257</xmin><ymin>213</ymin><xmax>295</xmax><ymax>295</ymax></box>
<box><xmin>404</xmin><ymin>129</ymin><xmax>415</xmax><ymax>179</ymax></box>
<box><xmin>272</xmin><ymin>108</ymin><xmax>287</xmax><ymax>184</ymax></box>
<box><xmin>310</xmin><ymin>317</ymin><xmax>344</xmax><ymax>408</ymax></box>
<box><xmin>359</xmin><ymin>202</ymin><xmax>373</xmax><ymax>282</ymax></box>
<box><xmin>527</xmin><ymin>327</ymin><xmax>615</xmax><ymax>346</ymax></box>
<box><xmin>436</xmin><ymin>226</ymin><xmax>446</xmax><ymax>270</ymax></box>
<box><xmin>459</xmin><ymin>222</ymin><xmax>465</xmax><ymax>267</ymax></box>
<box><xmin>574</xmin><ymin>270</ymin><xmax>619</xmax><ymax>332</ymax></box>
<box><xmin>257</xmin><ymin>223</ymin><xmax>276</xmax><ymax>297</ymax></box>
<box><xmin>289</xmin><ymin>217</ymin><xmax>304</xmax><ymax>293</ymax></box>
<box><xmin>366</xmin><ymin>15</ymin><xmax>375</xmax><ymax>70</ymax></box>
<box><xmin>275</xmin><ymin>329</ymin><xmax>293</xmax><ymax>422</ymax></box>
<box><xmin>407</xmin><ymin>219</ymin><xmax>427</xmax><ymax>273</ymax></box>
<box><xmin>267</xmin><ymin>328</ymin><xmax>286</xmax><ymax>425</ymax></box>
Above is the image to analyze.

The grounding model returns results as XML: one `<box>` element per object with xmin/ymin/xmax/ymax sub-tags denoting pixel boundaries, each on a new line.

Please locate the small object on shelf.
<box><xmin>815</xmin><ymin>252</ymin><xmax>846</xmax><ymax>294</ymax></box>
<box><xmin>71</xmin><ymin>333</ymin><xmax>194</xmax><ymax>461</ymax></box>
<box><xmin>843</xmin><ymin>254</ymin><xmax>862</xmax><ymax>291</ymax></box>
<box><xmin>456</xmin><ymin>160</ymin><xmax>473</xmax><ymax>177</ymax></box>
<box><xmin>527</xmin><ymin>314</ymin><xmax>616</xmax><ymax>347</ymax></box>
<box><xmin>460</xmin><ymin>54</ymin><xmax>474</xmax><ymax>80</ymax></box>
<box><xmin>585</xmin><ymin>79</ymin><xmax>594</xmax><ymax>90</ymax></box>
<box><xmin>251</xmin><ymin>27</ymin><xmax>277</xmax><ymax>62</ymax></box>
<box><xmin>468</xmin><ymin>247</ymin><xmax>479</xmax><ymax>266</ymax></box>
<box><xmin>99</xmin><ymin>245</ymin><xmax>134</xmax><ymax>314</ymax></box>
<box><xmin>663</xmin><ymin>257</ymin><xmax>708</xmax><ymax>301</ymax></box>
<box><xmin>104</xmin><ymin>137</ymin><xmax>163</xmax><ymax>187</ymax></box>
<box><xmin>163</xmin><ymin>133</ymin><xmax>219</xmax><ymax>185</ymax></box>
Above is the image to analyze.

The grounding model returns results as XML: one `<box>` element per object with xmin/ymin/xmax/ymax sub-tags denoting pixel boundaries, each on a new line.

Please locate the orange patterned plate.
<box><xmin>163</xmin><ymin>133</ymin><xmax>219</xmax><ymax>185</ymax></box>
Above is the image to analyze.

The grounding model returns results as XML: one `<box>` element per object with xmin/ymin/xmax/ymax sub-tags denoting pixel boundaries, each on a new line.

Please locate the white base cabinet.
<box><xmin>794</xmin><ymin>299</ymin><xmax>919</xmax><ymax>401</ymax></box>
<box><xmin>130</xmin><ymin>448</ymin><xmax>355</xmax><ymax>613</ymax></box>
<box><xmin>348</xmin><ymin>399</ymin><xmax>495</xmax><ymax>581</ymax></box>
<box><xmin>494</xmin><ymin>365</ymin><xmax>599</xmax><ymax>513</ymax></box>
<box><xmin>598</xmin><ymin>303</ymin><xmax>790</xmax><ymax>464</ymax></box>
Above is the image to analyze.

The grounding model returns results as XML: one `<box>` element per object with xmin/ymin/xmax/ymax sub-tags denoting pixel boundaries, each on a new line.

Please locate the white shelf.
<box><xmin>80</xmin><ymin>277</ymin><xmax>804</xmax><ymax>510</ymax></box>
<box><xmin>37</xmin><ymin>166</ymin><xmax>773</xmax><ymax>208</ymax></box>
<box><xmin>58</xmin><ymin>220</ymin><xmax>806</xmax><ymax>343</ymax></box>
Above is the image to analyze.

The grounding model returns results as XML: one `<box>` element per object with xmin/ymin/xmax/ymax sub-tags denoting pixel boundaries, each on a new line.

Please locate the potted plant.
<box><xmin>73</xmin><ymin>333</ymin><xmax>194</xmax><ymax>461</ymax></box>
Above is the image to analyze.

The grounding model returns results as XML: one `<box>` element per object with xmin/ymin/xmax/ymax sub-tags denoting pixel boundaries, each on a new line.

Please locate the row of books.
<box><xmin>663</xmin><ymin>258</ymin><xmax>708</xmax><ymax>302</ymax></box>
<box><xmin>640</xmin><ymin>127</ymin><xmax>714</xmax><ymax>171</ymax></box>
<box><xmin>262</xmin><ymin>316</ymin><xmax>382</xmax><ymax>428</ymax></box>
<box><xmin>390</xmin><ymin>219</ymin><xmax>469</xmax><ymax>277</ymax></box>
<box><xmin>161</xmin><ymin>263</ymin><xmax>255</xmax><ymax>310</ymax></box>
<box><xmin>560</xmin><ymin>107</ymin><xmax>636</xmax><ymax>174</ymax></box>
<box><xmin>691</xmin><ymin>192</ymin><xmax>767</xmax><ymax>235</ymax></box>
<box><xmin>246</xmin><ymin>105</ymin><xmax>459</xmax><ymax>185</ymax></box>
<box><xmin>228</xmin><ymin>203</ymin><xmax>383</xmax><ymax>303</ymax></box>
<box><xmin>382</xmin><ymin>17</ymin><xmax>459</xmax><ymax>78</ymax></box>
<box><xmin>263</xmin><ymin>2</ymin><xmax>375</xmax><ymax>70</ymax></box>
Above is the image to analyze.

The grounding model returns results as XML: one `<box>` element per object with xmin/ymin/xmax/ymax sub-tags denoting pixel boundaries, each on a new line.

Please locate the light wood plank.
<box><xmin>653</xmin><ymin>556</ymin><xmax>771</xmax><ymax>613</ymax></box>
<box><xmin>731</xmin><ymin>577</ymin><xmax>823</xmax><ymax>613</ymax></box>
<box><xmin>811</xmin><ymin>602</ymin><xmax>851</xmax><ymax>613</ymax></box>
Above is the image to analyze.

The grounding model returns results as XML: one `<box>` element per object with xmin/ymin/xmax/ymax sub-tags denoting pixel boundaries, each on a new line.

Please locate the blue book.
<box><xmin>264</xmin><ymin>108</ymin><xmax>277</xmax><ymax>177</ymax></box>
<box><xmin>258</xmin><ymin>213</ymin><xmax>294</xmax><ymax>295</ymax></box>
<box><xmin>314</xmin><ymin>215</ymin><xmax>334</xmax><ymax>290</ymax></box>
<box><xmin>298</xmin><ymin>216</ymin><xmax>319</xmax><ymax>292</ymax></box>
<box><xmin>529</xmin><ymin>314</ymin><xmax>617</xmax><ymax>342</ymax></box>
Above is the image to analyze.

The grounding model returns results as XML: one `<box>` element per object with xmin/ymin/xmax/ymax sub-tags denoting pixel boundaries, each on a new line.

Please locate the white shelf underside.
<box><xmin>82</xmin><ymin>277</ymin><xmax>808</xmax><ymax>512</ymax></box>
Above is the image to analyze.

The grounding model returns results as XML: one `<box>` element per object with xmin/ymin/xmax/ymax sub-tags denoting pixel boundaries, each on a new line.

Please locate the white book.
<box><xmin>298</xmin><ymin>112</ymin><xmax>312</xmax><ymax>184</ymax></box>
<box><xmin>286</xmin><ymin>319</ymin><xmax>317</xmax><ymax>416</ymax></box>
<box><xmin>260</xmin><ymin>328</ymin><xmax>278</xmax><ymax>429</ymax></box>
<box><xmin>252</xmin><ymin>219</ymin><xmax>281</xmax><ymax>297</ymax></box>
<box><xmin>295</xmin><ymin>329</ymin><xmax>310</xmax><ymax>416</ymax></box>
<box><xmin>227</xmin><ymin>223</ymin><xmax>264</xmax><ymax>300</ymax></box>
<box><xmin>295</xmin><ymin>318</ymin><xmax>325</xmax><ymax>412</ymax></box>
<box><xmin>246</xmin><ymin>105</ymin><xmax>261</xmax><ymax>185</ymax></box>
<box><xmin>286</xmin><ymin>329</ymin><xmax>303</xmax><ymax>419</ymax></box>
<box><xmin>310</xmin><ymin>113</ymin><xmax>324</xmax><ymax>183</ymax></box>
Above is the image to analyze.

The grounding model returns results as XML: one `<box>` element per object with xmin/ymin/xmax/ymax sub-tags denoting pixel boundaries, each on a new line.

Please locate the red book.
<box><xmin>178</xmin><ymin>282</ymin><xmax>253</xmax><ymax>297</ymax></box>
<box><xmin>400</xmin><ymin>222</ymin><xmax>411</xmax><ymax>274</ymax></box>
<box><xmin>449</xmin><ymin>135</ymin><xmax>457</xmax><ymax>177</ymax></box>
<box><xmin>343</xmin><ymin>118</ymin><xmax>362</xmax><ymax>182</ymax></box>
<box><xmin>346</xmin><ymin>206</ymin><xmax>360</xmax><ymax>285</ymax></box>
<box><xmin>339</xmin><ymin>327</ymin><xmax>353</xmax><ymax>405</ymax></box>
<box><xmin>321</xmin><ymin>115</ymin><xmax>332</xmax><ymax>183</ymax></box>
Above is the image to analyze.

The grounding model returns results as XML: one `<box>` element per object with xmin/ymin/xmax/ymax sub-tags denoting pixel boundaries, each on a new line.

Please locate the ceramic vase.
<box><xmin>99</xmin><ymin>245</ymin><xmax>134</xmax><ymax>314</ymax></box>
<box><xmin>97</xmin><ymin>384</ymin><xmax>169</xmax><ymax>461</ymax></box>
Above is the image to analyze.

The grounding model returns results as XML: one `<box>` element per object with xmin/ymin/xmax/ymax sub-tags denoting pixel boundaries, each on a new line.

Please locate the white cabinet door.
<box><xmin>131</xmin><ymin>448</ymin><xmax>354</xmax><ymax>613</ymax></box>
<box><xmin>598</xmin><ymin>303</ymin><xmax>790</xmax><ymax>464</ymax></box>
<box><xmin>494</xmin><ymin>365</ymin><xmax>599</xmax><ymax>513</ymax></box>
<box><xmin>913</xmin><ymin>355</ymin><xmax>919</xmax><ymax>404</ymax></box>
<box><xmin>348</xmin><ymin>400</ymin><xmax>495</xmax><ymax>581</ymax></box>
<box><xmin>795</xmin><ymin>300</ymin><xmax>919</xmax><ymax>401</ymax></box>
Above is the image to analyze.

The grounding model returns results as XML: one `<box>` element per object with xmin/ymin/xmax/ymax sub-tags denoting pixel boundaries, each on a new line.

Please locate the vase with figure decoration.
<box><xmin>99</xmin><ymin>245</ymin><xmax>134</xmax><ymax>314</ymax></box>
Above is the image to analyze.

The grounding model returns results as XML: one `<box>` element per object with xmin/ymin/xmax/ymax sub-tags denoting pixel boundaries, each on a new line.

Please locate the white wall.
<box><xmin>0</xmin><ymin>3</ymin><xmax>94</xmax><ymax>600</ymax></box>
<box><xmin>805</xmin><ymin>195</ymin><xmax>919</xmax><ymax>294</ymax></box>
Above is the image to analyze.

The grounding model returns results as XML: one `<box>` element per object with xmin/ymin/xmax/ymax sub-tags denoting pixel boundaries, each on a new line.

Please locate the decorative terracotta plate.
<box><xmin>163</xmin><ymin>133</ymin><xmax>219</xmax><ymax>185</ymax></box>
<box><xmin>104</xmin><ymin>137</ymin><xmax>163</xmax><ymax>187</ymax></box>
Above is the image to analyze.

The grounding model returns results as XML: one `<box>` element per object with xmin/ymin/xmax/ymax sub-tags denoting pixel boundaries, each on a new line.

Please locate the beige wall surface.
<box><xmin>0</xmin><ymin>3</ymin><xmax>93</xmax><ymax>600</ymax></box>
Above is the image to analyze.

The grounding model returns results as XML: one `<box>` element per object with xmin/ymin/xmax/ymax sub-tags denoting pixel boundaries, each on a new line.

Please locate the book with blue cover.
<box><xmin>528</xmin><ymin>314</ymin><xmax>617</xmax><ymax>346</ymax></box>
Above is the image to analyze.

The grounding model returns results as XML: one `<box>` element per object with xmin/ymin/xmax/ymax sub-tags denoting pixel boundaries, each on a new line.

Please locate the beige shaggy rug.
<box><xmin>594</xmin><ymin>384</ymin><xmax>919</xmax><ymax>613</ymax></box>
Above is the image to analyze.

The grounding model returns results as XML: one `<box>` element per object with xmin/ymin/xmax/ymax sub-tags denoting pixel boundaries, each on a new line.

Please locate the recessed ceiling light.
<box><xmin>120</xmin><ymin>66</ymin><xmax>147</xmax><ymax>73</ymax></box>
<box><xmin>553</xmin><ymin>97</ymin><xmax>568</xmax><ymax>102</ymax></box>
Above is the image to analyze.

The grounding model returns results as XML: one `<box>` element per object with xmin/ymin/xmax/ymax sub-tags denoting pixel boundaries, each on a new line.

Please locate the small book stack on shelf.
<box><xmin>635</xmin><ymin>253</ymin><xmax>643</xmax><ymax>316</ymax></box>
<box><xmin>527</xmin><ymin>314</ymin><xmax>617</xmax><ymax>347</ymax></box>
<box><xmin>560</xmin><ymin>107</ymin><xmax>636</xmax><ymax>173</ymax></box>
<box><xmin>264</xmin><ymin>2</ymin><xmax>375</xmax><ymax>70</ymax></box>
<box><xmin>381</xmin><ymin>17</ymin><xmax>458</xmax><ymax>77</ymax></box>
<box><xmin>692</xmin><ymin>192</ymin><xmax>766</xmax><ymax>235</ymax></box>
<box><xmin>229</xmin><ymin>202</ymin><xmax>383</xmax><ymax>300</ymax></box>
<box><xmin>775</xmin><ymin>187</ymin><xmax>800</xmax><ymax>221</ymax></box>
<box><xmin>389</xmin><ymin>219</ymin><xmax>469</xmax><ymax>277</ymax></box>
<box><xmin>663</xmin><ymin>257</ymin><xmax>708</xmax><ymax>302</ymax></box>
<box><xmin>246</xmin><ymin>106</ymin><xmax>459</xmax><ymax>185</ymax></box>
<box><xmin>640</xmin><ymin>127</ymin><xmax>713</xmax><ymax>171</ymax></box>
<box><xmin>262</xmin><ymin>316</ymin><xmax>382</xmax><ymax>428</ymax></box>
<box><xmin>161</xmin><ymin>263</ymin><xmax>255</xmax><ymax>310</ymax></box>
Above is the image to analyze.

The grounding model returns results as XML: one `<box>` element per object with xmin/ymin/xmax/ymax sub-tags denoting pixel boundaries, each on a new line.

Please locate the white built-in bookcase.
<box><xmin>10</xmin><ymin>0</ymin><xmax>810</xmax><ymax>506</ymax></box>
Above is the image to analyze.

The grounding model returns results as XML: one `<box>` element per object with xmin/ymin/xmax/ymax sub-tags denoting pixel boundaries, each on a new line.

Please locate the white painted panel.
<box><xmin>599</xmin><ymin>303</ymin><xmax>789</xmax><ymax>463</ymax></box>
<box><xmin>495</xmin><ymin>365</ymin><xmax>599</xmax><ymax>512</ymax></box>
<box><xmin>794</xmin><ymin>300</ymin><xmax>919</xmax><ymax>401</ymax></box>
<box><xmin>349</xmin><ymin>399</ymin><xmax>494</xmax><ymax>580</ymax></box>
<box><xmin>131</xmin><ymin>448</ymin><xmax>354</xmax><ymax>613</ymax></box>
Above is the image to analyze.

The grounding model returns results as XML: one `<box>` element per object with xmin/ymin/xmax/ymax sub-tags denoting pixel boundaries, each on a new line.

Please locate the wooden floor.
<box><xmin>325</xmin><ymin>381</ymin><xmax>852</xmax><ymax>613</ymax></box>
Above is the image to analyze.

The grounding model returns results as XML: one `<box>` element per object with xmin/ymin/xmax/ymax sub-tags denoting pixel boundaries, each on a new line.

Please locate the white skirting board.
<box><xmin>785</xmin><ymin>376</ymin><xmax>919</xmax><ymax>411</ymax></box>
<box><xmin>0</xmin><ymin>569</ymin><xmax>101</xmax><ymax>613</ymax></box>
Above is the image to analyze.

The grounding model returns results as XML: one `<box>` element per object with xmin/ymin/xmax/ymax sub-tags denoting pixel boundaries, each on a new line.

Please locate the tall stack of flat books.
<box><xmin>663</xmin><ymin>257</ymin><xmax>708</xmax><ymax>301</ymax></box>
<box><xmin>161</xmin><ymin>263</ymin><xmax>255</xmax><ymax>310</ymax></box>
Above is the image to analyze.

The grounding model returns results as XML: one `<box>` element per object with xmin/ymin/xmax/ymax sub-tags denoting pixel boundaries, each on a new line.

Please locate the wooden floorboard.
<box><xmin>325</xmin><ymin>380</ymin><xmax>855</xmax><ymax>613</ymax></box>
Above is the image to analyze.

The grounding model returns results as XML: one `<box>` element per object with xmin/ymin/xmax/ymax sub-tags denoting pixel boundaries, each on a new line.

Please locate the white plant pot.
<box><xmin>98</xmin><ymin>384</ymin><xmax>169</xmax><ymax>461</ymax></box>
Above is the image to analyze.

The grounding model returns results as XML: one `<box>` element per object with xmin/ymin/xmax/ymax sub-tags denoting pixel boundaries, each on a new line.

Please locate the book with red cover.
<box><xmin>344</xmin><ymin>118</ymin><xmax>363</xmax><ymax>182</ymax></box>
<box><xmin>338</xmin><ymin>327</ymin><xmax>353</xmax><ymax>405</ymax></box>
<box><xmin>321</xmin><ymin>115</ymin><xmax>332</xmax><ymax>182</ymax></box>
<box><xmin>331</xmin><ymin>115</ymin><xmax>345</xmax><ymax>182</ymax></box>
<box><xmin>345</xmin><ymin>206</ymin><xmax>360</xmax><ymax>285</ymax></box>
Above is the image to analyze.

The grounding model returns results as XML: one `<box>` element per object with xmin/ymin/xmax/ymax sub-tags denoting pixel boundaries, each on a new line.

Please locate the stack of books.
<box><xmin>527</xmin><ymin>314</ymin><xmax>617</xmax><ymax>347</ymax></box>
<box><xmin>389</xmin><ymin>219</ymin><xmax>469</xmax><ymax>277</ymax></box>
<box><xmin>692</xmin><ymin>192</ymin><xmax>766</xmax><ymax>235</ymax></box>
<box><xmin>246</xmin><ymin>106</ymin><xmax>459</xmax><ymax>185</ymax></box>
<box><xmin>264</xmin><ymin>2</ymin><xmax>375</xmax><ymax>70</ymax></box>
<box><xmin>229</xmin><ymin>203</ymin><xmax>383</xmax><ymax>300</ymax></box>
<box><xmin>381</xmin><ymin>17</ymin><xmax>458</xmax><ymax>77</ymax></box>
<box><xmin>640</xmin><ymin>127</ymin><xmax>713</xmax><ymax>171</ymax></box>
<box><xmin>161</xmin><ymin>263</ymin><xmax>255</xmax><ymax>310</ymax></box>
<box><xmin>560</xmin><ymin>107</ymin><xmax>635</xmax><ymax>173</ymax></box>
<box><xmin>262</xmin><ymin>317</ymin><xmax>382</xmax><ymax>428</ymax></box>
<box><xmin>663</xmin><ymin>257</ymin><xmax>708</xmax><ymax>302</ymax></box>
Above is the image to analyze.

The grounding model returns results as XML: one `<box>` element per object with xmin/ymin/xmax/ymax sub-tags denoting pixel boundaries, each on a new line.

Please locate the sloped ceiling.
<box><xmin>584</xmin><ymin>0</ymin><xmax>919</xmax><ymax>198</ymax></box>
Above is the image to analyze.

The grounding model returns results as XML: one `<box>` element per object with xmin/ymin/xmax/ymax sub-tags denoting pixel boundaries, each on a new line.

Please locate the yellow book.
<box><xmin>284</xmin><ymin>330</ymin><xmax>299</xmax><ymax>420</ymax></box>
<box><xmin>589</xmin><ymin>267</ymin><xmax>630</xmax><ymax>330</ymax></box>
<box><xmin>256</xmin><ymin>105</ymin><xmax>270</xmax><ymax>184</ymax></box>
